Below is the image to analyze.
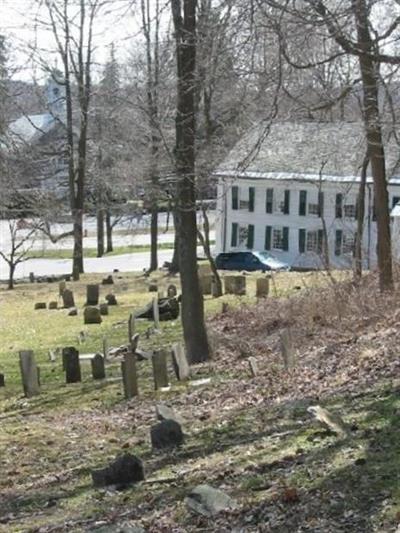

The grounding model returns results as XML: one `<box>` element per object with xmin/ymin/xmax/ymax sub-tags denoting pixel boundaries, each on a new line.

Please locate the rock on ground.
<box><xmin>91</xmin><ymin>453</ymin><xmax>144</xmax><ymax>487</ymax></box>
<box><xmin>150</xmin><ymin>419</ymin><xmax>184</xmax><ymax>449</ymax></box>
<box><xmin>185</xmin><ymin>484</ymin><xmax>238</xmax><ymax>517</ymax></box>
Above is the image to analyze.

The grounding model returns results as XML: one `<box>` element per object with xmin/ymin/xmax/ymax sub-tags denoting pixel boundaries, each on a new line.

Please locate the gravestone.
<box><xmin>156</xmin><ymin>403</ymin><xmax>184</xmax><ymax>425</ymax></box>
<box><xmin>103</xmin><ymin>337</ymin><xmax>109</xmax><ymax>360</ymax></box>
<box><xmin>256</xmin><ymin>277</ymin><xmax>270</xmax><ymax>298</ymax></box>
<box><xmin>152</xmin><ymin>297</ymin><xmax>160</xmax><ymax>329</ymax></box>
<box><xmin>167</xmin><ymin>284</ymin><xmax>177</xmax><ymax>298</ymax></box>
<box><xmin>62</xmin><ymin>289</ymin><xmax>75</xmax><ymax>308</ymax></box>
<box><xmin>91</xmin><ymin>353</ymin><xmax>106</xmax><ymax>380</ymax></box>
<box><xmin>121</xmin><ymin>352</ymin><xmax>138</xmax><ymax>399</ymax></box>
<box><xmin>224</xmin><ymin>275</ymin><xmax>246</xmax><ymax>295</ymax></box>
<box><xmin>59</xmin><ymin>280</ymin><xmax>66</xmax><ymax>296</ymax></box>
<box><xmin>185</xmin><ymin>485</ymin><xmax>237</xmax><ymax>517</ymax></box>
<box><xmin>68</xmin><ymin>307</ymin><xmax>78</xmax><ymax>316</ymax></box>
<box><xmin>92</xmin><ymin>453</ymin><xmax>144</xmax><ymax>487</ymax></box>
<box><xmin>34</xmin><ymin>302</ymin><xmax>46</xmax><ymax>310</ymax></box>
<box><xmin>99</xmin><ymin>303</ymin><xmax>109</xmax><ymax>316</ymax></box>
<box><xmin>148</xmin><ymin>283</ymin><xmax>158</xmax><ymax>292</ymax></box>
<box><xmin>48</xmin><ymin>349</ymin><xmax>56</xmax><ymax>362</ymax></box>
<box><xmin>171</xmin><ymin>343</ymin><xmax>190</xmax><ymax>380</ymax></box>
<box><xmin>48</xmin><ymin>301</ymin><xmax>58</xmax><ymax>310</ymax></box>
<box><xmin>221</xmin><ymin>302</ymin><xmax>229</xmax><ymax>314</ymax></box>
<box><xmin>128</xmin><ymin>314</ymin><xmax>135</xmax><ymax>343</ymax></box>
<box><xmin>105</xmin><ymin>293</ymin><xmax>118</xmax><ymax>306</ymax></box>
<box><xmin>280</xmin><ymin>328</ymin><xmax>295</xmax><ymax>369</ymax></box>
<box><xmin>84</xmin><ymin>306</ymin><xmax>102</xmax><ymax>324</ymax></box>
<box><xmin>29</xmin><ymin>272</ymin><xmax>35</xmax><ymax>283</ymax></box>
<box><xmin>150</xmin><ymin>419</ymin><xmax>184</xmax><ymax>449</ymax></box>
<box><xmin>86</xmin><ymin>284</ymin><xmax>100</xmax><ymax>306</ymax></box>
<box><xmin>0</xmin><ymin>373</ymin><xmax>5</xmax><ymax>387</ymax></box>
<box><xmin>152</xmin><ymin>349</ymin><xmax>169</xmax><ymax>390</ymax></box>
<box><xmin>130</xmin><ymin>333</ymin><xmax>140</xmax><ymax>354</ymax></box>
<box><xmin>248</xmin><ymin>357</ymin><xmax>258</xmax><ymax>377</ymax></box>
<box><xmin>102</xmin><ymin>275</ymin><xmax>114</xmax><ymax>285</ymax></box>
<box><xmin>63</xmin><ymin>347</ymin><xmax>81</xmax><ymax>383</ymax></box>
<box><xmin>211</xmin><ymin>278</ymin><xmax>220</xmax><ymax>298</ymax></box>
<box><xmin>199</xmin><ymin>274</ymin><xmax>213</xmax><ymax>295</ymax></box>
<box><xmin>19</xmin><ymin>350</ymin><xmax>40</xmax><ymax>397</ymax></box>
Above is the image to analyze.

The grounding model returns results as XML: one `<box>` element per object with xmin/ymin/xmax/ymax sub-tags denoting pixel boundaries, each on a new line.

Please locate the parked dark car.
<box><xmin>215</xmin><ymin>251</ymin><xmax>290</xmax><ymax>272</ymax></box>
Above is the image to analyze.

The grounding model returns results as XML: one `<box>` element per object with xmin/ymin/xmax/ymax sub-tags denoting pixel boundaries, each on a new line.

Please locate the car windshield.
<box><xmin>255</xmin><ymin>252</ymin><xmax>276</xmax><ymax>260</ymax></box>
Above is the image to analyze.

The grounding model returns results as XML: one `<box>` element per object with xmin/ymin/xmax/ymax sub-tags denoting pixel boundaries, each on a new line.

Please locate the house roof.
<box><xmin>215</xmin><ymin>121</ymin><xmax>400</xmax><ymax>182</ymax></box>
<box><xmin>8</xmin><ymin>113</ymin><xmax>56</xmax><ymax>146</ymax></box>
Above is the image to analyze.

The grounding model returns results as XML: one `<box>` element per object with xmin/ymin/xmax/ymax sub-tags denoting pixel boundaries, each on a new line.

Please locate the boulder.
<box><xmin>84</xmin><ymin>306</ymin><xmax>102</xmax><ymax>325</ymax></box>
<box><xmin>185</xmin><ymin>484</ymin><xmax>237</xmax><ymax>517</ymax></box>
<box><xmin>150</xmin><ymin>419</ymin><xmax>184</xmax><ymax>449</ymax></box>
<box><xmin>92</xmin><ymin>453</ymin><xmax>145</xmax><ymax>487</ymax></box>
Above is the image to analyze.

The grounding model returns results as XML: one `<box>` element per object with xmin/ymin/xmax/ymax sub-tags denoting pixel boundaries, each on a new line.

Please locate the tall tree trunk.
<box><xmin>197</xmin><ymin>206</ymin><xmax>222</xmax><ymax>296</ymax></box>
<box><xmin>172</xmin><ymin>0</ymin><xmax>210</xmax><ymax>363</ymax></box>
<box><xmin>72</xmin><ymin>208</ymin><xmax>84</xmax><ymax>275</ymax></box>
<box><xmin>354</xmin><ymin>153</ymin><xmax>369</xmax><ymax>279</ymax></box>
<box><xmin>149</xmin><ymin>202</ymin><xmax>158</xmax><ymax>271</ymax></box>
<box><xmin>8</xmin><ymin>263</ymin><xmax>15</xmax><ymax>290</ymax></box>
<box><xmin>106</xmin><ymin>209</ymin><xmax>113</xmax><ymax>252</ymax></box>
<box><xmin>97</xmin><ymin>207</ymin><xmax>104</xmax><ymax>257</ymax></box>
<box><xmin>352</xmin><ymin>0</ymin><xmax>392</xmax><ymax>290</ymax></box>
<box><xmin>169</xmin><ymin>209</ymin><xmax>180</xmax><ymax>273</ymax></box>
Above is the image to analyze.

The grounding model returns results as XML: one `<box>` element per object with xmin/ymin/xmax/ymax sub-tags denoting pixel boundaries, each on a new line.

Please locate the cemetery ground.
<box><xmin>0</xmin><ymin>270</ymin><xmax>399</xmax><ymax>532</ymax></box>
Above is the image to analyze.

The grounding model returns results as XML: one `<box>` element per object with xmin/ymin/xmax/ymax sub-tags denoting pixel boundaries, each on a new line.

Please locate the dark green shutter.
<box><xmin>335</xmin><ymin>194</ymin><xmax>342</xmax><ymax>218</ymax></box>
<box><xmin>283</xmin><ymin>227</ymin><xmax>289</xmax><ymax>251</ymax></box>
<box><xmin>284</xmin><ymin>190</ymin><xmax>290</xmax><ymax>214</ymax></box>
<box><xmin>247</xmin><ymin>224</ymin><xmax>254</xmax><ymax>249</ymax></box>
<box><xmin>318</xmin><ymin>191</ymin><xmax>324</xmax><ymax>217</ymax></box>
<box><xmin>299</xmin><ymin>229</ymin><xmax>306</xmax><ymax>253</ymax></box>
<box><xmin>265</xmin><ymin>226</ymin><xmax>272</xmax><ymax>250</ymax></box>
<box><xmin>231</xmin><ymin>223</ymin><xmax>238</xmax><ymax>247</ymax></box>
<box><xmin>335</xmin><ymin>229</ymin><xmax>342</xmax><ymax>256</ymax></box>
<box><xmin>266</xmin><ymin>188</ymin><xmax>273</xmax><ymax>213</ymax></box>
<box><xmin>317</xmin><ymin>229</ymin><xmax>324</xmax><ymax>254</ymax></box>
<box><xmin>232</xmin><ymin>186</ymin><xmax>238</xmax><ymax>210</ymax></box>
<box><xmin>299</xmin><ymin>190</ymin><xmax>307</xmax><ymax>216</ymax></box>
<box><xmin>249</xmin><ymin>187</ymin><xmax>255</xmax><ymax>212</ymax></box>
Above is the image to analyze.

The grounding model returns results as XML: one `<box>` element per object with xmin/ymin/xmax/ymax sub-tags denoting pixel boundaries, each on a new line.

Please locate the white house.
<box><xmin>214</xmin><ymin>121</ymin><xmax>400</xmax><ymax>269</ymax></box>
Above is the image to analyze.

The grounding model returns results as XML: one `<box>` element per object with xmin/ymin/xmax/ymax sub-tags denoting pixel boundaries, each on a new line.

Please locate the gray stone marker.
<box><xmin>105</xmin><ymin>293</ymin><xmax>118</xmax><ymax>305</ymax></box>
<box><xmin>171</xmin><ymin>343</ymin><xmax>190</xmax><ymax>380</ymax></box>
<box><xmin>152</xmin><ymin>297</ymin><xmax>160</xmax><ymax>329</ymax></box>
<box><xmin>59</xmin><ymin>280</ymin><xmax>66</xmax><ymax>296</ymax></box>
<box><xmin>29</xmin><ymin>272</ymin><xmax>35</xmax><ymax>283</ymax></box>
<box><xmin>62</xmin><ymin>289</ymin><xmax>75</xmax><ymax>308</ymax></box>
<box><xmin>185</xmin><ymin>485</ymin><xmax>237</xmax><ymax>517</ymax></box>
<box><xmin>101</xmin><ymin>275</ymin><xmax>114</xmax><ymax>285</ymax></box>
<box><xmin>91</xmin><ymin>353</ymin><xmax>106</xmax><ymax>380</ymax></box>
<box><xmin>248</xmin><ymin>357</ymin><xmax>258</xmax><ymax>377</ymax></box>
<box><xmin>103</xmin><ymin>337</ymin><xmax>109</xmax><ymax>360</ymax></box>
<box><xmin>19</xmin><ymin>350</ymin><xmax>40</xmax><ymax>397</ymax></box>
<box><xmin>121</xmin><ymin>352</ymin><xmax>138</xmax><ymax>399</ymax></box>
<box><xmin>150</xmin><ymin>419</ymin><xmax>184</xmax><ymax>449</ymax></box>
<box><xmin>128</xmin><ymin>313</ymin><xmax>135</xmax><ymax>343</ymax></box>
<box><xmin>156</xmin><ymin>403</ymin><xmax>184</xmax><ymax>425</ymax></box>
<box><xmin>199</xmin><ymin>274</ymin><xmax>213</xmax><ymax>295</ymax></box>
<box><xmin>92</xmin><ymin>453</ymin><xmax>144</xmax><ymax>487</ymax></box>
<box><xmin>99</xmin><ymin>303</ymin><xmax>109</xmax><ymax>316</ymax></box>
<box><xmin>152</xmin><ymin>349</ymin><xmax>169</xmax><ymax>390</ymax></box>
<box><xmin>221</xmin><ymin>302</ymin><xmax>229</xmax><ymax>314</ymax></box>
<box><xmin>84</xmin><ymin>306</ymin><xmax>102</xmax><ymax>324</ymax></box>
<box><xmin>86</xmin><ymin>284</ymin><xmax>100</xmax><ymax>306</ymax></box>
<box><xmin>167</xmin><ymin>284</ymin><xmax>177</xmax><ymax>298</ymax></box>
<box><xmin>62</xmin><ymin>347</ymin><xmax>82</xmax><ymax>383</ymax></box>
<box><xmin>224</xmin><ymin>275</ymin><xmax>246</xmax><ymax>295</ymax></box>
<box><xmin>34</xmin><ymin>302</ymin><xmax>47</xmax><ymax>310</ymax></box>
<box><xmin>49</xmin><ymin>301</ymin><xmax>58</xmax><ymax>310</ymax></box>
<box><xmin>280</xmin><ymin>328</ymin><xmax>295</xmax><ymax>369</ymax></box>
<box><xmin>0</xmin><ymin>373</ymin><xmax>5</xmax><ymax>387</ymax></box>
<box><xmin>256</xmin><ymin>277</ymin><xmax>270</xmax><ymax>298</ymax></box>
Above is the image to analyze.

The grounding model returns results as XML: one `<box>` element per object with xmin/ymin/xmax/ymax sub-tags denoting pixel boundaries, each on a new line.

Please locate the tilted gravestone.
<box><xmin>101</xmin><ymin>275</ymin><xmax>114</xmax><ymax>285</ymax></box>
<box><xmin>256</xmin><ymin>277</ymin><xmax>270</xmax><ymax>298</ymax></box>
<box><xmin>248</xmin><ymin>357</ymin><xmax>258</xmax><ymax>377</ymax></box>
<box><xmin>121</xmin><ymin>352</ymin><xmax>138</xmax><ymax>399</ymax></box>
<box><xmin>84</xmin><ymin>306</ymin><xmax>102</xmax><ymax>324</ymax></box>
<box><xmin>62</xmin><ymin>289</ymin><xmax>75</xmax><ymax>308</ymax></box>
<box><xmin>171</xmin><ymin>343</ymin><xmax>190</xmax><ymax>380</ymax></box>
<box><xmin>48</xmin><ymin>301</ymin><xmax>58</xmax><ymax>310</ymax></box>
<box><xmin>91</xmin><ymin>353</ymin><xmax>106</xmax><ymax>380</ymax></box>
<box><xmin>167</xmin><ymin>284</ymin><xmax>177</xmax><ymax>298</ymax></box>
<box><xmin>224</xmin><ymin>275</ymin><xmax>246</xmax><ymax>295</ymax></box>
<box><xmin>280</xmin><ymin>328</ymin><xmax>295</xmax><ymax>369</ymax></box>
<box><xmin>105</xmin><ymin>293</ymin><xmax>118</xmax><ymax>306</ymax></box>
<box><xmin>152</xmin><ymin>349</ymin><xmax>169</xmax><ymax>390</ymax></box>
<box><xmin>99</xmin><ymin>303</ymin><xmax>109</xmax><ymax>316</ymax></box>
<box><xmin>0</xmin><ymin>373</ymin><xmax>5</xmax><ymax>387</ymax></box>
<box><xmin>86</xmin><ymin>284</ymin><xmax>100</xmax><ymax>306</ymax></box>
<box><xmin>62</xmin><ymin>347</ymin><xmax>81</xmax><ymax>383</ymax></box>
<box><xmin>19</xmin><ymin>350</ymin><xmax>40</xmax><ymax>397</ymax></box>
<box><xmin>199</xmin><ymin>274</ymin><xmax>213</xmax><ymax>295</ymax></box>
<box><xmin>34</xmin><ymin>302</ymin><xmax>47</xmax><ymax>310</ymax></box>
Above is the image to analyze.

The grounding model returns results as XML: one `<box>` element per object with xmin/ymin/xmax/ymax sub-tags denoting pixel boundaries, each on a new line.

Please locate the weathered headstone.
<box><xmin>63</xmin><ymin>347</ymin><xmax>81</xmax><ymax>383</ymax></box>
<box><xmin>92</xmin><ymin>453</ymin><xmax>145</xmax><ymax>487</ymax></box>
<box><xmin>29</xmin><ymin>272</ymin><xmax>35</xmax><ymax>283</ymax></box>
<box><xmin>86</xmin><ymin>284</ymin><xmax>100</xmax><ymax>306</ymax></box>
<box><xmin>99</xmin><ymin>303</ymin><xmax>109</xmax><ymax>316</ymax></box>
<box><xmin>167</xmin><ymin>284</ymin><xmax>177</xmax><ymax>298</ymax></box>
<box><xmin>185</xmin><ymin>485</ymin><xmax>237</xmax><ymax>517</ymax></box>
<box><xmin>152</xmin><ymin>349</ymin><xmax>169</xmax><ymax>390</ymax></box>
<box><xmin>128</xmin><ymin>314</ymin><xmax>135</xmax><ymax>343</ymax></box>
<box><xmin>211</xmin><ymin>277</ymin><xmax>220</xmax><ymax>298</ymax></box>
<box><xmin>102</xmin><ymin>275</ymin><xmax>114</xmax><ymax>285</ymax></box>
<box><xmin>105</xmin><ymin>293</ymin><xmax>118</xmax><ymax>306</ymax></box>
<box><xmin>103</xmin><ymin>337</ymin><xmax>109</xmax><ymax>360</ymax></box>
<box><xmin>171</xmin><ymin>343</ymin><xmax>190</xmax><ymax>380</ymax></box>
<box><xmin>199</xmin><ymin>274</ymin><xmax>213</xmax><ymax>295</ymax></box>
<box><xmin>156</xmin><ymin>403</ymin><xmax>184</xmax><ymax>425</ymax></box>
<box><xmin>48</xmin><ymin>301</ymin><xmax>58</xmax><ymax>310</ymax></box>
<box><xmin>256</xmin><ymin>277</ymin><xmax>270</xmax><ymax>298</ymax></box>
<box><xmin>91</xmin><ymin>353</ymin><xmax>106</xmax><ymax>380</ymax></box>
<box><xmin>150</xmin><ymin>419</ymin><xmax>184</xmax><ymax>449</ymax></box>
<box><xmin>19</xmin><ymin>350</ymin><xmax>40</xmax><ymax>397</ymax></box>
<box><xmin>59</xmin><ymin>280</ymin><xmax>66</xmax><ymax>296</ymax></box>
<box><xmin>248</xmin><ymin>357</ymin><xmax>258</xmax><ymax>377</ymax></box>
<box><xmin>0</xmin><ymin>373</ymin><xmax>5</xmax><ymax>387</ymax></box>
<box><xmin>121</xmin><ymin>352</ymin><xmax>138</xmax><ymax>399</ymax></box>
<box><xmin>224</xmin><ymin>275</ymin><xmax>246</xmax><ymax>295</ymax></box>
<box><xmin>62</xmin><ymin>289</ymin><xmax>75</xmax><ymax>308</ymax></box>
<box><xmin>148</xmin><ymin>283</ymin><xmax>158</xmax><ymax>292</ymax></box>
<box><xmin>152</xmin><ymin>297</ymin><xmax>160</xmax><ymax>329</ymax></box>
<box><xmin>34</xmin><ymin>302</ymin><xmax>46</xmax><ymax>310</ymax></box>
<box><xmin>280</xmin><ymin>328</ymin><xmax>295</xmax><ymax>369</ymax></box>
<box><xmin>221</xmin><ymin>302</ymin><xmax>229</xmax><ymax>314</ymax></box>
<box><xmin>84</xmin><ymin>306</ymin><xmax>102</xmax><ymax>325</ymax></box>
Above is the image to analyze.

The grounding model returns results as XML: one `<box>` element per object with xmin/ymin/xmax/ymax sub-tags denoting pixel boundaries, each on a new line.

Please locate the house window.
<box><xmin>299</xmin><ymin>229</ymin><xmax>323</xmax><ymax>253</ymax></box>
<box><xmin>344</xmin><ymin>204</ymin><xmax>356</xmax><ymax>218</ymax></box>
<box><xmin>233</xmin><ymin>186</ymin><xmax>255</xmax><ymax>211</ymax></box>
<box><xmin>267</xmin><ymin>226</ymin><xmax>289</xmax><ymax>251</ymax></box>
<box><xmin>308</xmin><ymin>202</ymin><xmax>320</xmax><ymax>216</ymax></box>
<box><xmin>342</xmin><ymin>233</ymin><xmax>355</xmax><ymax>254</ymax></box>
<box><xmin>239</xmin><ymin>198</ymin><xmax>249</xmax><ymax>210</ymax></box>
<box><xmin>306</xmin><ymin>231</ymin><xmax>319</xmax><ymax>252</ymax></box>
